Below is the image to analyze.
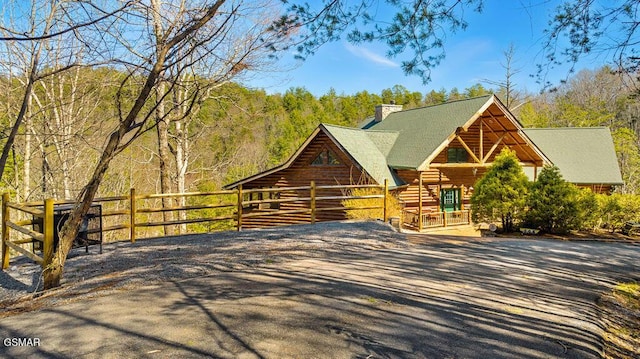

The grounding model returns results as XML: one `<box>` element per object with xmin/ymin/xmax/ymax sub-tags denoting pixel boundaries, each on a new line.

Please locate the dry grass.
<box><xmin>600</xmin><ymin>282</ymin><xmax>640</xmax><ymax>359</ymax></box>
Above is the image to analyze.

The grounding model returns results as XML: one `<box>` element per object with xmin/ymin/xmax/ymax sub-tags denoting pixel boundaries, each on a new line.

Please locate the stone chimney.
<box><xmin>375</xmin><ymin>101</ymin><xmax>403</xmax><ymax>122</ymax></box>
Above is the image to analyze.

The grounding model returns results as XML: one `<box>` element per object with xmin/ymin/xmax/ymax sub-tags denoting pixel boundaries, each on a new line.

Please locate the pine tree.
<box><xmin>471</xmin><ymin>149</ymin><xmax>529</xmax><ymax>232</ymax></box>
<box><xmin>525</xmin><ymin>166</ymin><xmax>580</xmax><ymax>233</ymax></box>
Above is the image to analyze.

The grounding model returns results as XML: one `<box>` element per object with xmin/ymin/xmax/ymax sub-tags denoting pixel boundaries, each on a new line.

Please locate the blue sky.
<box><xmin>248</xmin><ymin>1</ymin><xmax>606</xmax><ymax>97</ymax></box>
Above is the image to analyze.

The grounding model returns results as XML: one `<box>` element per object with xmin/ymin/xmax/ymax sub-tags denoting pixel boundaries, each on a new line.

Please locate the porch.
<box><xmin>402</xmin><ymin>208</ymin><xmax>471</xmax><ymax>231</ymax></box>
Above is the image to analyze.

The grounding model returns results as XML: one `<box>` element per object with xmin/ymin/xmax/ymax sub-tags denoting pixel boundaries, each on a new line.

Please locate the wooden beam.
<box><xmin>43</xmin><ymin>199</ymin><xmax>54</xmax><ymax>269</ymax></box>
<box><xmin>482</xmin><ymin>133</ymin><xmax>507</xmax><ymax>163</ymax></box>
<box><xmin>486</xmin><ymin>112</ymin><xmax>537</xmax><ymax>162</ymax></box>
<box><xmin>455</xmin><ymin>135</ymin><xmax>481</xmax><ymax>163</ymax></box>
<box><xmin>430</xmin><ymin>163</ymin><xmax>492</xmax><ymax>168</ymax></box>
<box><xmin>4</xmin><ymin>241</ymin><xmax>42</xmax><ymax>264</ymax></box>
<box><xmin>479</xmin><ymin>119</ymin><xmax>484</xmax><ymax>161</ymax></box>
<box><xmin>430</xmin><ymin>161</ymin><xmax>538</xmax><ymax>168</ymax></box>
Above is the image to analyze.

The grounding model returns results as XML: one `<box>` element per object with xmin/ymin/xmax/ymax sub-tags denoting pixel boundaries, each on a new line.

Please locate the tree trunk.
<box><xmin>43</xmin><ymin>54</ymin><xmax>167</xmax><ymax>289</ymax></box>
<box><xmin>155</xmin><ymin>81</ymin><xmax>176</xmax><ymax>236</ymax></box>
<box><xmin>175</xmin><ymin>119</ymin><xmax>188</xmax><ymax>234</ymax></box>
<box><xmin>0</xmin><ymin>54</ymin><xmax>38</xmax><ymax>183</ymax></box>
<box><xmin>23</xmin><ymin>98</ymin><xmax>33</xmax><ymax>201</ymax></box>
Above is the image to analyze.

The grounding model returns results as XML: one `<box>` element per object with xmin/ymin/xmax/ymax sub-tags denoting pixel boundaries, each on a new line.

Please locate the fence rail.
<box><xmin>1</xmin><ymin>181</ymin><xmax>388</xmax><ymax>270</ymax></box>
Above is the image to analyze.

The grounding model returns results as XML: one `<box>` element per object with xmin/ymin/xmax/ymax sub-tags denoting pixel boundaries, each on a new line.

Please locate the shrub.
<box><xmin>575</xmin><ymin>188</ymin><xmax>600</xmax><ymax>231</ymax></box>
<box><xmin>342</xmin><ymin>187</ymin><xmax>402</xmax><ymax>220</ymax></box>
<box><xmin>524</xmin><ymin>166</ymin><xmax>580</xmax><ymax>233</ymax></box>
<box><xmin>471</xmin><ymin>149</ymin><xmax>529</xmax><ymax>232</ymax></box>
<box><xmin>596</xmin><ymin>193</ymin><xmax>640</xmax><ymax>232</ymax></box>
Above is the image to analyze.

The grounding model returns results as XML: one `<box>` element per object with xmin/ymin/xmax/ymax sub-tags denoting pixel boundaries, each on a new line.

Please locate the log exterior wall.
<box><xmin>394</xmin><ymin>167</ymin><xmax>486</xmax><ymax>212</ymax></box>
<box><xmin>239</xmin><ymin>132</ymin><xmax>370</xmax><ymax>228</ymax></box>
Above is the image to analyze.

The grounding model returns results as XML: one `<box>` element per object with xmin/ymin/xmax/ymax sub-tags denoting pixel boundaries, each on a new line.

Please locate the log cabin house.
<box><xmin>225</xmin><ymin>95</ymin><xmax>623</xmax><ymax>230</ymax></box>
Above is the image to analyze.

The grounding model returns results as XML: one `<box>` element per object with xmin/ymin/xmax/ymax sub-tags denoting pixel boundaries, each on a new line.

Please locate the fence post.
<box><xmin>129</xmin><ymin>188</ymin><xmax>136</xmax><ymax>243</ymax></box>
<box><xmin>2</xmin><ymin>193</ymin><xmax>10</xmax><ymax>270</ymax></box>
<box><xmin>236</xmin><ymin>185</ymin><xmax>243</xmax><ymax>231</ymax></box>
<box><xmin>383</xmin><ymin>179</ymin><xmax>388</xmax><ymax>223</ymax></box>
<box><xmin>310</xmin><ymin>181</ymin><xmax>316</xmax><ymax>224</ymax></box>
<box><xmin>42</xmin><ymin>198</ymin><xmax>54</xmax><ymax>269</ymax></box>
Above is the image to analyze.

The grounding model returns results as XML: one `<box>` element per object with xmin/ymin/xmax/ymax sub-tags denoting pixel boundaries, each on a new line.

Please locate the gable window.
<box><xmin>312</xmin><ymin>148</ymin><xmax>342</xmax><ymax>166</ymax></box>
<box><xmin>447</xmin><ymin>148</ymin><xmax>468</xmax><ymax>163</ymax></box>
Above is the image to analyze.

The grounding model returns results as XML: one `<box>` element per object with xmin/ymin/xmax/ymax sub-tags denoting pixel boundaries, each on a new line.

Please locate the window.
<box><xmin>312</xmin><ymin>148</ymin><xmax>341</xmax><ymax>166</ymax></box>
<box><xmin>327</xmin><ymin>150</ymin><xmax>340</xmax><ymax>165</ymax></box>
<box><xmin>447</xmin><ymin>148</ymin><xmax>468</xmax><ymax>163</ymax></box>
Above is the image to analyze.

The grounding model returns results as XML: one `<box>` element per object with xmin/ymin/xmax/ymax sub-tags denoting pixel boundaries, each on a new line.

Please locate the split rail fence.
<box><xmin>2</xmin><ymin>181</ymin><xmax>388</xmax><ymax>270</ymax></box>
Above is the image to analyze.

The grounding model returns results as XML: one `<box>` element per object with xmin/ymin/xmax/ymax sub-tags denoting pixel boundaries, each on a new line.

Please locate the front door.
<box><xmin>440</xmin><ymin>188</ymin><xmax>461</xmax><ymax>212</ymax></box>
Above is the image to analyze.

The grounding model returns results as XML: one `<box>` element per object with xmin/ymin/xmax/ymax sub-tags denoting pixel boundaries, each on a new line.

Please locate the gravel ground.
<box><xmin>2</xmin><ymin>221</ymin><xmax>639</xmax><ymax>358</ymax></box>
<box><xmin>0</xmin><ymin>220</ymin><xmax>406</xmax><ymax>312</ymax></box>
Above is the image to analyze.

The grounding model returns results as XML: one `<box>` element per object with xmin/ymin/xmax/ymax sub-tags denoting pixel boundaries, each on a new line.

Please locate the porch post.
<box><xmin>418</xmin><ymin>173</ymin><xmax>423</xmax><ymax>230</ymax></box>
<box><xmin>479</xmin><ymin>120</ymin><xmax>484</xmax><ymax>162</ymax></box>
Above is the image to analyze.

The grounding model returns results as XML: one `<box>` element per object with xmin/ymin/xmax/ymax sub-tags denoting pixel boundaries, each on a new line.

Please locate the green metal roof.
<box><xmin>365</xmin><ymin>95</ymin><xmax>492</xmax><ymax>168</ymax></box>
<box><xmin>523</xmin><ymin>127</ymin><xmax>623</xmax><ymax>185</ymax></box>
<box><xmin>321</xmin><ymin>124</ymin><xmax>404</xmax><ymax>188</ymax></box>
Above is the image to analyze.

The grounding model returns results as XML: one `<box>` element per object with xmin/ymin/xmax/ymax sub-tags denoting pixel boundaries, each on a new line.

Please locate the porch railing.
<box><xmin>402</xmin><ymin>209</ymin><xmax>471</xmax><ymax>230</ymax></box>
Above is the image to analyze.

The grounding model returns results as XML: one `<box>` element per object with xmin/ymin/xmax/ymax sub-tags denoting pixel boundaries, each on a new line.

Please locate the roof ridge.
<box><xmin>322</xmin><ymin>122</ymin><xmax>399</xmax><ymax>134</ymax></box>
<box><xmin>525</xmin><ymin>126</ymin><xmax>610</xmax><ymax>130</ymax></box>
<box><xmin>390</xmin><ymin>94</ymin><xmax>494</xmax><ymax>115</ymax></box>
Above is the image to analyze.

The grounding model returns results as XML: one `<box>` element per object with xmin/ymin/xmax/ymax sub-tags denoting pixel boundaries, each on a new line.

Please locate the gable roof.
<box><xmin>523</xmin><ymin>127</ymin><xmax>623</xmax><ymax>185</ymax></box>
<box><xmin>364</xmin><ymin>95</ymin><xmax>493</xmax><ymax>169</ymax></box>
<box><xmin>223</xmin><ymin>124</ymin><xmax>406</xmax><ymax>189</ymax></box>
<box><xmin>321</xmin><ymin>124</ymin><xmax>404</xmax><ymax>187</ymax></box>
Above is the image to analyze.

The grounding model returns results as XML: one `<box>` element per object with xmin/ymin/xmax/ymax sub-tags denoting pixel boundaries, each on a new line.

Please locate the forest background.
<box><xmin>2</xmin><ymin>65</ymin><xmax>640</xmax><ymax>203</ymax></box>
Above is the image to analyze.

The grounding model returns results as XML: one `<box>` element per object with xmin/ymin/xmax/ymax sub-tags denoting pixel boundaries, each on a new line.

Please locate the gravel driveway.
<box><xmin>1</xmin><ymin>221</ymin><xmax>639</xmax><ymax>358</ymax></box>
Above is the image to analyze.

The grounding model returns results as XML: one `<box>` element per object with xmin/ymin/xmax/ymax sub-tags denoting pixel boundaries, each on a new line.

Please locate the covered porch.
<box><xmin>401</xmin><ymin>208</ymin><xmax>471</xmax><ymax>231</ymax></box>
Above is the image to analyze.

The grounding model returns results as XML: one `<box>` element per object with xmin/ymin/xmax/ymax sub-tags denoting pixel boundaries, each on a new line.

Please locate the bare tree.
<box><xmin>44</xmin><ymin>0</ymin><xmax>298</xmax><ymax>288</ymax></box>
<box><xmin>149</xmin><ymin>0</ymin><xmax>288</xmax><ymax>234</ymax></box>
<box><xmin>482</xmin><ymin>43</ymin><xmax>524</xmax><ymax>110</ymax></box>
<box><xmin>0</xmin><ymin>0</ymin><xmax>131</xmax><ymax>184</ymax></box>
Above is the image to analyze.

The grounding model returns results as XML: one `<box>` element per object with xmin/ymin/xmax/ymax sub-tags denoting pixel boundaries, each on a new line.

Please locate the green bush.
<box><xmin>471</xmin><ymin>149</ymin><xmax>529</xmax><ymax>232</ymax></box>
<box><xmin>575</xmin><ymin>188</ymin><xmax>600</xmax><ymax>230</ymax></box>
<box><xmin>595</xmin><ymin>193</ymin><xmax>640</xmax><ymax>232</ymax></box>
<box><xmin>524</xmin><ymin>166</ymin><xmax>581</xmax><ymax>233</ymax></box>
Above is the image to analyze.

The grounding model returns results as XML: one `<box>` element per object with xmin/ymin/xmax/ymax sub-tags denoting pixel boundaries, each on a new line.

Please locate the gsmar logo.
<box><xmin>3</xmin><ymin>338</ymin><xmax>41</xmax><ymax>347</ymax></box>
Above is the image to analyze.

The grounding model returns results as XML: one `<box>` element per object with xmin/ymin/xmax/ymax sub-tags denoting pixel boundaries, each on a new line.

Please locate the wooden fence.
<box><xmin>1</xmin><ymin>181</ymin><xmax>388</xmax><ymax>270</ymax></box>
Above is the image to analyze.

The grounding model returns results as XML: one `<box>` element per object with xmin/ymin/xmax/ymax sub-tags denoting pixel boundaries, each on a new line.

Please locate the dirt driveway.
<box><xmin>1</xmin><ymin>222</ymin><xmax>639</xmax><ymax>358</ymax></box>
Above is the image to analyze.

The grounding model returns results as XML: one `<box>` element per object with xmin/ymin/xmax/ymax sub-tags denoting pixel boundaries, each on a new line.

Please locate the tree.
<box><xmin>0</xmin><ymin>0</ymin><xmax>131</xmax><ymax>185</ymax></box>
<box><xmin>524</xmin><ymin>166</ymin><xmax>580</xmax><ymax>233</ymax></box>
<box><xmin>541</xmin><ymin>0</ymin><xmax>640</xmax><ymax>91</ymax></box>
<box><xmin>284</xmin><ymin>0</ymin><xmax>484</xmax><ymax>84</ymax></box>
<box><xmin>43</xmin><ymin>0</ymin><xmax>294</xmax><ymax>289</ymax></box>
<box><xmin>471</xmin><ymin>148</ymin><xmax>529</xmax><ymax>232</ymax></box>
<box><xmin>483</xmin><ymin>43</ymin><xmax>523</xmax><ymax>109</ymax></box>
<box><xmin>613</xmin><ymin>128</ymin><xmax>640</xmax><ymax>194</ymax></box>
<box><xmin>464</xmin><ymin>83</ymin><xmax>492</xmax><ymax>98</ymax></box>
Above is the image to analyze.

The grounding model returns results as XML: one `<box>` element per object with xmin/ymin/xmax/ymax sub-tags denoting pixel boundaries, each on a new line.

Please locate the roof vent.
<box><xmin>375</xmin><ymin>103</ymin><xmax>403</xmax><ymax>123</ymax></box>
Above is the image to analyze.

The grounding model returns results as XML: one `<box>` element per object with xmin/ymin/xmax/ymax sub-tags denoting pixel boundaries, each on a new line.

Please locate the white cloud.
<box><xmin>344</xmin><ymin>43</ymin><xmax>399</xmax><ymax>68</ymax></box>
